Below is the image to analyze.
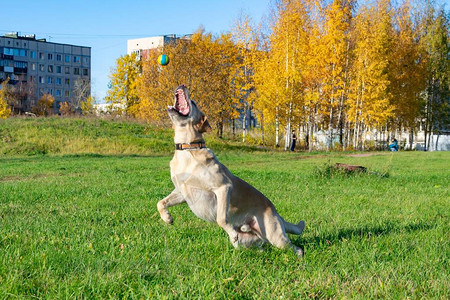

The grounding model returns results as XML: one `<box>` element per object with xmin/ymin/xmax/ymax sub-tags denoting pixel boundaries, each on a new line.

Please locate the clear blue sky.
<box><xmin>1</xmin><ymin>0</ymin><xmax>271</xmax><ymax>102</ymax></box>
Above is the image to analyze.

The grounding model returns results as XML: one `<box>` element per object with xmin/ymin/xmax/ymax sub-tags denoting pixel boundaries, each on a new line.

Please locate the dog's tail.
<box><xmin>282</xmin><ymin>219</ymin><xmax>305</xmax><ymax>235</ymax></box>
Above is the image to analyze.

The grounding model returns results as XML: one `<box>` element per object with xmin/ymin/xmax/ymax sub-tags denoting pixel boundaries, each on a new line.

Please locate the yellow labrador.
<box><xmin>157</xmin><ymin>85</ymin><xmax>305</xmax><ymax>256</ymax></box>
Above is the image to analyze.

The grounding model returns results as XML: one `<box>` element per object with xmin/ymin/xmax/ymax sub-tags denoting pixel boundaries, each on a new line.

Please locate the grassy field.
<box><xmin>0</xmin><ymin>118</ymin><xmax>449</xmax><ymax>299</ymax></box>
<box><xmin>0</xmin><ymin>117</ymin><xmax>261</xmax><ymax>156</ymax></box>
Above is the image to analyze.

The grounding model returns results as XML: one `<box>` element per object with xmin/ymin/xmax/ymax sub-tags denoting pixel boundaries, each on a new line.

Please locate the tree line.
<box><xmin>106</xmin><ymin>0</ymin><xmax>449</xmax><ymax>151</ymax></box>
<box><xmin>0</xmin><ymin>77</ymin><xmax>94</xmax><ymax>117</ymax></box>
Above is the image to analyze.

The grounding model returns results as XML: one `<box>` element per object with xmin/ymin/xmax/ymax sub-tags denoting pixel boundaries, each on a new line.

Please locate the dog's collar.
<box><xmin>175</xmin><ymin>142</ymin><xmax>206</xmax><ymax>150</ymax></box>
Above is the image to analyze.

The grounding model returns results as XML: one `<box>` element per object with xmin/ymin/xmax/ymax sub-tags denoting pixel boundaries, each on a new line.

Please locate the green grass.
<box><xmin>0</xmin><ymin>150</ymin><xmax>449</xmax><ymax>299</ymax></box>
<box><xmin>0</xmin><ymin>117</ymin><xmax>262</xmax><ymax>156</ymax></box>
<box><xmin>0</xmin><ymin>117</ymin><xmax>449</xmax><ymax>298</ymax></box>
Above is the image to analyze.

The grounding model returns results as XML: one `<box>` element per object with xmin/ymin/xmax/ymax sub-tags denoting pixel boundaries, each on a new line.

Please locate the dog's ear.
<box><xmin>197</xmin><ymin>115</ymin><xmax>212</xmax><ymax>133</ymax></box>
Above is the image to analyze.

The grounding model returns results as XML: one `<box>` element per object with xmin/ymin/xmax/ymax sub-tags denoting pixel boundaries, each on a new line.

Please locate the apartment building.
<box><xmin>127</xmin><ymin>34</ymin><xmax>191</xmax><ymax>60</ymax></box>
<box><xmin>0</xmin><ymin>32</ymin><xmax>91</xmax><ymax>113</ymax></box>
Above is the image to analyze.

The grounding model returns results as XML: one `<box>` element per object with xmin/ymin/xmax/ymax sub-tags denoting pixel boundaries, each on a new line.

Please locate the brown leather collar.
<box><xmin>175</xmin><ymin>142</ymin><xmax>206</xmax><ymax>150</ymax></box>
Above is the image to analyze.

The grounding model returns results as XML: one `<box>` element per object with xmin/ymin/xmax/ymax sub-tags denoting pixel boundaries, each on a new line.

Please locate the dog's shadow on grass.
<box><xmin>293</xmin><ymin>221</ymin><xmax>436</xmax><ymax>249</ymax></box>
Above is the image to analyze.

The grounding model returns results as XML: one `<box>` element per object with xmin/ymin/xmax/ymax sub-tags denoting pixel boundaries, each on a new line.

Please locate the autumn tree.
<box><xmin>59</xmin><ymin>101</ymin><xmax>73</xmax><ymax>116</ymax></box>
<box><xmin>136</xmin><ymin>30</ymin><xmax>241</xmax><ymax>136</ymax></box>
<box><xmin>231</xmin><ymin>12</ymin><xmax>258</xmax><ymax>141</ymax></box>
<box><xmin>348</xmin><ymin>0</ymin><xmax>396</xmax><ymax>149</ymax></box>
<box><xmin>73</xmin><ymin>78</ymin><xmax>91</xmax><ymax>113</ymax></box>
<box><xmin>0</xmin><ymin>80</ymin><xmax>12</xmax><ymax>119</ymax></box>
<box><xmin>390</xmin><ymin>0</ymin><xmax>426</xmax><ymax>145</ymax></box>
<box><xmin>0</xmin><ymin>76</ymin><xmax>34</xmax><ymax>115</ymax></box>
<box><xmin>320</xmin><ymin>0</ymin><xmax>353</xmax><ymax>150</ymax></box>
<box><xmin>106</xmin><ymin>52</ymin><xmax>141</xmax><ymax>116</ymax></box>
<box><xmin>259</xmin><ymin>0</ymin><xmax>311</xmax><ymax>149</ymax></box>
<box><xmin>32</xmin><ymin>94</ymin><xmax>55</xmax><ymax>116</ymax></box>
<box><xmin>81</xmin><ymin>95</ymin><xmax>95</xmax><ymax>115</ymax></box>
<box><xmin>420</xmin><ymin>4</ymin><xmax>449</xmax><ymax>150</ymax></box>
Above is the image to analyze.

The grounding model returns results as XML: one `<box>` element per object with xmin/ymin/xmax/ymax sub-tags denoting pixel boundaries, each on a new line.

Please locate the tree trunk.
<box><xmin>361</xmin><ymin>123</ymin><xmax>365</xmax><ymax>151</ymax></box>
<box><xmin>260</xmin><ymin>113</ymin><xmax>264</xmax><ymax>145</ymax></box>
<box><xmin>232</xmin><ymin>119</ymin><xmax>235</xmax><ymax>137</ymax></box>
<box><xmin>285</xmin><ymin>102</ymin><xmax>293</xmax><ymax>151</ymax></box>
<box><xmin>328</xmin><ymin>64</ymin><xmax>336</xmax><ymax>151</ymax></box>
<box><xmin>353</xmin><ymin>94</ymin><xmax>360</xmax><ymax>149</ymax></box>
<box><xmin>275</xmin><ymin>107</ymin><xmax>280</xmax><ymax>147</ymax></box>
<box><xmin>285</xmin><ymin>121</ymin><xmax>291</xmax><ymax>151</ymax></box>
<box><xmin>409</xmin><ymin>127</ymin><xmax>414</xmax><ymax>150</ymax></box>
<box><xmin>242</xmin><ymin>106</ymin><xmax>246</xmax><ymax>143</ymax></box>
<box><xmin>308</xmin><ymin>111</ymin><xmax>315</xmax><ymax>152</ymax></box>
<box><xmin>435</xmin><ymin>131</ymin><xmax>440</xmax><ymax>151</ymax></box>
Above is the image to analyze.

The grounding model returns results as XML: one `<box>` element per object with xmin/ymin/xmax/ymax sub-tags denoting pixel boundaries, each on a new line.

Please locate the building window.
<box><xmin>48</xmin><ymin>65</ymin><xmax>53</xmax><ymax>73</ymax></box>
<box><xmin>39</xmin><ymin>64</ymin><xmax>45</xmax><ymax>72</ymax></box>
<box><xmin>65</xmin><ymin>55</ymin><xmax>70</xmax><ymax>63</ymax></box>
<box><xmin>31</xmin><ymin>63</ymin><xmax>36</xmax><ymax>71</ymax></box>
<box><xmin>65</xmin><ymin>67</ymin><xmax>70</xmax><ymax>74</ymax></box>
<box><xmin>30</xmin><ymin>51</ymin><xmax>36</xmax><ymax>59</ymax></box>
<box><xmin>3</xmin><ymin>48</ymin><xmax>26</xmax><ymax>56</ymax></box>
<box><xmin>73</xmin><ymin>56</ymin><xmax>80</xmax><ymax>63</ymax></box>
<box><xmin>56</xmin><ymin>78</ymin><xmax>62</xmax><ymax>85</ymax></box>
<box><xmin>39</xmin><ymin>76</ymin><xmax>44</xmax><ymax>84</ymax></box>
<box><xmin>83</xmin><ymin>68</ymin><xmax>88</xmax><ymax>76</ymax></box>
<box><xmin>48</xmin><ymin>54</ymin><xmax>53</xmax><ymax>60</ymax></box>
<box><xmin>14</xmin><ymin>61</ymin><xmax>27</xmax><ymax>68</ymax></box>
<box><xmin>39</xmin><ymin>52</ymin><xmax>45</xmax><ymax>60</ymax></box>
<box><xmin>56</xmin><ymin>89</ymin><xmax>61</xmax><ymax>97</ymax></box>
<box><xmin>64</xmin><ymin>90</ymin><xmax>69</xmax><ymax>97</ymax></box>
<box><xmin>65</xmin><ymin>78</ymin><xmax>70</xmax><ymax>85</ymax></box>
<box><xmin>56</xmin><ymin>66</ymin><xmax>62</xmax><ymax>73</ymax></box>
<box><xmin>74</xmin><ymin>68</ymin><xmax>80</xmax><ymax>75</ymax></box>
<box><xmin>47</xmin><ymin>77</ymin><xmax>53</xmax><ymax>84</ymax></box>
<box><xmin>56</xmin><ymin>54</ymin><xmax>62</xmax><ymax>61</ymax></box>
<box><xmin>84</xmin><ymin>57</ymin><xmax>89</xmax><ymax>64</ymax></box>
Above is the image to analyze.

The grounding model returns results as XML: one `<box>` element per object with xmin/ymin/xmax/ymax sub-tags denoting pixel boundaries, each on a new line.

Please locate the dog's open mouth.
<box><xmin>172</xmin><ymin>87</ymin><xmax>190</xmax><ymax>116</ymax></box>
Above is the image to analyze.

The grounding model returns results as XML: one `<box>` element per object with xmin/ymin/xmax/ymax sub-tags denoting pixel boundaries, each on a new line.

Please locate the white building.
<box><xmin>127</xmin><ymin>34</ymin><xmax>191</xmax><ymax>60</ymax></box>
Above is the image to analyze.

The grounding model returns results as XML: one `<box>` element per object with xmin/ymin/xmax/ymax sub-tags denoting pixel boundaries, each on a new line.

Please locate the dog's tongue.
<box><xmin>175</xmin><ymin>89</ymin><xmax>189</xmax><ymax>116</ymax></box>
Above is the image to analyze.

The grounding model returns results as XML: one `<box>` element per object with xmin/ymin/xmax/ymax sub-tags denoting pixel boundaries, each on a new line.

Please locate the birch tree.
<box><xmin>106</xmin><ymin>53</ymin><xmax>141</xmax><ymax>116</ymax></box>
<box><xmin>269</xmin><ymin>0</ymin><xmax>311</xmax><ymax>150</ymax></box>
<box><xmin>420</xmin><ymin>5</ymin><xmax>449</xmax><ymax>150</ymax></box>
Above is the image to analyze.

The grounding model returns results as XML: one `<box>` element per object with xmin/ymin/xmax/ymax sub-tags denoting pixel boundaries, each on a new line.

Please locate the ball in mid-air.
<box><xmin>158</xmin><ymin>54</ymin><xmax>169</xmax><ymax>66</ymax></box>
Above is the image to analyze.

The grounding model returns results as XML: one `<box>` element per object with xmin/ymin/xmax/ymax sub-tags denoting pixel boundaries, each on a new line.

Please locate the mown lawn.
<box><xmin>0</xmin><ymin>150</ymin><xmax>448</xmax><ymax>299</ymax></box>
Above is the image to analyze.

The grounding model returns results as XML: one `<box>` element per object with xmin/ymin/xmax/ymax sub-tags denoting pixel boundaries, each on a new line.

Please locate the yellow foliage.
<box><xmin>60</xmin><ymin>102</ymin><xmax>73</xmax><ymax>116</ymax></box>
<box><xmin>0</xmin><ymin>81</ymin><xmax>12</xmax><ymax>119</ymax></box>
<box><xmin>32</xmin><ymin>94</ymin><xmax>55</xmax><ymax>116</ymax></box>
<box><xmin>81</xmin><ymin>96</ymin><xmax>95</xmax><ymax>115</ymax></box>
<box><xmin>103</xmin><ymin>0</ymin><xmax>444</xmax><ymax>149</ymax></box>
<box><xmin>105</xmin><ymin>53</ymin><xmax>141</xmax><ymax>117</ymax></box>
<box><xmin>136</xmin><ymin>30</ymin><xmax>241</xmax><ymax>132</ymax></box>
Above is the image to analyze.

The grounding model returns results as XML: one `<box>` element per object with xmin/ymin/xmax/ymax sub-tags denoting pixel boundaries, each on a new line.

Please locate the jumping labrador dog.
<box><xmin>157</xmin><ymin>85</ymin><xmax>305</xmax><ymax>256</ymax></box>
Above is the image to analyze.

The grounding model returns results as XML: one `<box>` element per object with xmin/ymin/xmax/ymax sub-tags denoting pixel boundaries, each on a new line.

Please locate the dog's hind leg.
<box><xmin>264</xmin><ymin>215</ymin><xmax>304</xmax><ymax>257</ymax></box>
<box><xmin>157</xmin><ymin>189</ymin><xmax>186</xmax><ymax>225</ymax></box>
<box><xmin>282</xmin><ymin>219</ymin><xmax>305</xmax><ymax>235</ymax></box>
